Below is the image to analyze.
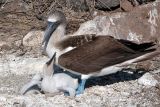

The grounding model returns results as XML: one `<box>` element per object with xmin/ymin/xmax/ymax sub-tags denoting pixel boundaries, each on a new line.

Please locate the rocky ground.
<box><xmin>0</xmin><ymin>0</ymin><xmax>160</xmax><ymax>107</ymax></box>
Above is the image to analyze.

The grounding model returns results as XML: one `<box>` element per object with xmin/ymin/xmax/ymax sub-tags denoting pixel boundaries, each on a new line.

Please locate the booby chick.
<box><xmin>20</xmin><ymin>53</ymin><xmax>78</xmax><ymax>97</ymax></box>
<box><xmin>42</xmin><ymin>10</ymin><xmax>160</xmax><ymax>95</ymax></box>
<box><xmin>41</xmin><ymin>53</ymin><xmax>78</xmax><ymax>97</ymax></box>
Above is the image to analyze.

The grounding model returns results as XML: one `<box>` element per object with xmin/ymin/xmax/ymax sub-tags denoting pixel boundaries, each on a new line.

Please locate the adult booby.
<box><xmin>42</xmin><ymin>10</ymin><xmax>160</xmax><ymax>95</ymax></box>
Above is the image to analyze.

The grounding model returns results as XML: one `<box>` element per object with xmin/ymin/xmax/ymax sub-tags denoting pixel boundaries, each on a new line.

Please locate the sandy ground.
<box><xmin>0</xmin><ymin>55</ymin><xmax>160</xmax><ymax>107</ymax></box>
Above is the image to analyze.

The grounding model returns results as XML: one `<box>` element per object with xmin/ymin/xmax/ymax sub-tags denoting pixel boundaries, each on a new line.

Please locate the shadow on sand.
<box><xmin>85</xmin><ymin>68</ymin><xmax>146</xmax><ymax>88</ymax></box>
<box><xmin>54</xmin><ymin>64</ymin><xmax>146</xmax><ymax>88</ymax></box>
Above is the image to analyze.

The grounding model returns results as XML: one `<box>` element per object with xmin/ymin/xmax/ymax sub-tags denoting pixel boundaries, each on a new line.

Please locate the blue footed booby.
<box><xmin>42</xmin><ymin>10</ymin><xmax>160</xmax><ymax>95</ymax></box>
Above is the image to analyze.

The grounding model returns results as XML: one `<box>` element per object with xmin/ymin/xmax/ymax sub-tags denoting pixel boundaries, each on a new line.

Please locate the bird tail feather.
<box><xmin>118</xmin><ymin>50</ymin><xmax>160</xmax><ymax>66</ymax></box>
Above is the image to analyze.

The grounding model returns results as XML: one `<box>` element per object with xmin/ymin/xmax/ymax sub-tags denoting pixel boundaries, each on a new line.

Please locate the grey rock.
<box><xmin>138</xmin><ymin>73</ymin><xmax>158</xmax><ymax>87</ymax></box>
<box><xmin>23</xmin><ymin>30</ymin><xmax>44</xmax><ymax>47</ymax></box>
<box><xmin>73</xmin><ymin>1</ymin><xmax>160</xmax><ymax>44</ymax></box>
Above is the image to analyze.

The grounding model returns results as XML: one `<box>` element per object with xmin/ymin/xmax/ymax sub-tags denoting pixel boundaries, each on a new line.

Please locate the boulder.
<box><xmin>73</xmin><ymin>1</ymin><xmax>160</xmax><ymax>44</ymax></box>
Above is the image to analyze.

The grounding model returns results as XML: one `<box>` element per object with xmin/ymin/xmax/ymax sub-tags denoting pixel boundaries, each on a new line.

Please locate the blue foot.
<box><xmin>76</xmin><ymin>79</ymin><xmax>86</xmax><ymax>95</ymax></box>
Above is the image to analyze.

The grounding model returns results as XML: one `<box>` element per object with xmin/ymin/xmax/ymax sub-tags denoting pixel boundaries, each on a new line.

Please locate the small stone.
<box><xmin>138</xmin><ymin>73</ymin><xmax>158</xmax><ymax>87</ymax></box>
<box><xmin>120</xmin><ymin>92</ymin><xmax>130</xmax><ymax>96</ymax></box>
<box><xmin>0</xmin><ymin>41</ymin><xmax>11</xmax><ymax>50</ymax></box>
<box><xmin>126</xmin><ymin>101</ymin><xmax>139</xmax><ymax>107</ymax></box>
<box><xmin>0</xmin><ymin>96</ymin><xmax>7</xmax><ymax>102</ymax></box>
<box><xmin>23</xmin><ymin>30</ymin><xmax>44</xmax><ymax>47</ymax></box>
<box><xmin>0</xmin><ymin>41</ymin><xmax>7</xmax><ymax>47</ymax></box>
<box><xmin>14</xmin><ymin>40</ymin><xmax>22</xmax><ymax>47</ymax></box>
<box><xmin>0</xmin><ymin>44</ymin><xmax>11</xmax><ymax>50</ymax></box>
<box><xmin>121</xmin><ymin>0</ymin><xmax>134</xmax><ymax>11</ymax></box>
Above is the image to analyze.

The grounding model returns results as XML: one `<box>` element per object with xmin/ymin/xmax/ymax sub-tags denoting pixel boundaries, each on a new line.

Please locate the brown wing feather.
<box><xmin>56</xmin><ymin>34</ymin><xmax>96</xmax><ymax>49</ymax></box>
<box><xmin>58</xmin><ymin>36</ymin><xmax>155</xmax><ymax>74</ymax></box>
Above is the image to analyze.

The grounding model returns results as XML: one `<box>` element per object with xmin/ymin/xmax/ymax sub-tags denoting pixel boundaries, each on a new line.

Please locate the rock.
<box><xmin>136</xmin><ymin>0</ymin><xmax>156</xmax><ymax>5</ymax></box>
<box><xmin>126</xmin><ymin>101</ymin><xmax>139</xmax><ymax>107</ymax></box>
<box><xmin>0</xmin><ymin>41</ymin><xmax>11</xmax><ymax>51</ymax></box>
<box><xmin>153</xmin><ymin>69</ymin><xmax>160</xmax><ymax>73</ymax></box>
<box><xmin>0</xmin><ymin>41</ymin><xmax>8</xmax><ymax>47</ymax></box>
<box><xmin>121</xmin><ymin>0</ymin><xmax>134</xmax><ymax>11</ymax></box>
<box><xmin>23</xmin><ymin>30</ymin><xmax>44</xmax><ymax>47</ymax></box>
<box><xmin>66</xmin><ymin>0</ymin><xmax>89</xmax><ymax>12</ymax></box>
<box><xmin>138</xmin><ymin>73</ymin><xmax>158</xmax><ymax>87</ymax></box>
<box><xmin>14</xmin><ymin>40</ymin><xmax>22</xmax><ymax>47</ymax></box>
<box><xmin>73</xmin><ymin>1</ymin><xmax>160</xmax><ymax>44</ymax></box>
<box><xmin>95</xmin><ymin>0</ymin><xmax>120</xmax><ymax>10</ymax></box>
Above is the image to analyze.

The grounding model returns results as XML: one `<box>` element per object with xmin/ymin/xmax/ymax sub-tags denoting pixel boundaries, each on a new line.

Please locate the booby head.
<box><xmin>42</xmin><ymin>11</ymin><xmax>67</xmax><ymax>55</ymax></box>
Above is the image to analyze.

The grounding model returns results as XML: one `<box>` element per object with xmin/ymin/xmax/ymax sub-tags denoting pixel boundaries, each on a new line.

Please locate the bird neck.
<box><xmin>43</xmin><ymin>64</ymin><xmax>54</xmax><ymax>77</ymax></box>
<box><xmin>50</xmin><ymin>25</ymin><xmax>66</xmax><ymax>45</ymax></box>
<box><xmin>46</xmin><ymin>24</ymin><xmax>66</xmax><ymax>58</ymax></box>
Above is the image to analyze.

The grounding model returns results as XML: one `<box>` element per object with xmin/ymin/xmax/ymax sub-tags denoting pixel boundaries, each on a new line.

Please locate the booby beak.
<box><xmin>46</xmin><ymin>52</ymin><xmax>56</xmax><ymax>66</ymax></box>
<box><xmin>42</xmin><ymin>21</ymin><xmax>60</xmax><ymax>52</ymax></box>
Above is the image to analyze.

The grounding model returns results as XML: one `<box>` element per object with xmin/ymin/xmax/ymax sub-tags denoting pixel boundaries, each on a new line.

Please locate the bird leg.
<box><xmin>76</xmin><ymin>79</ymin><xmax>87</xmax><ymax>95</ymax></box>
<box><xmin>64</xmin><ymin>79</ymin><xmax>86</xmax><ymax>96</ymax></box>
